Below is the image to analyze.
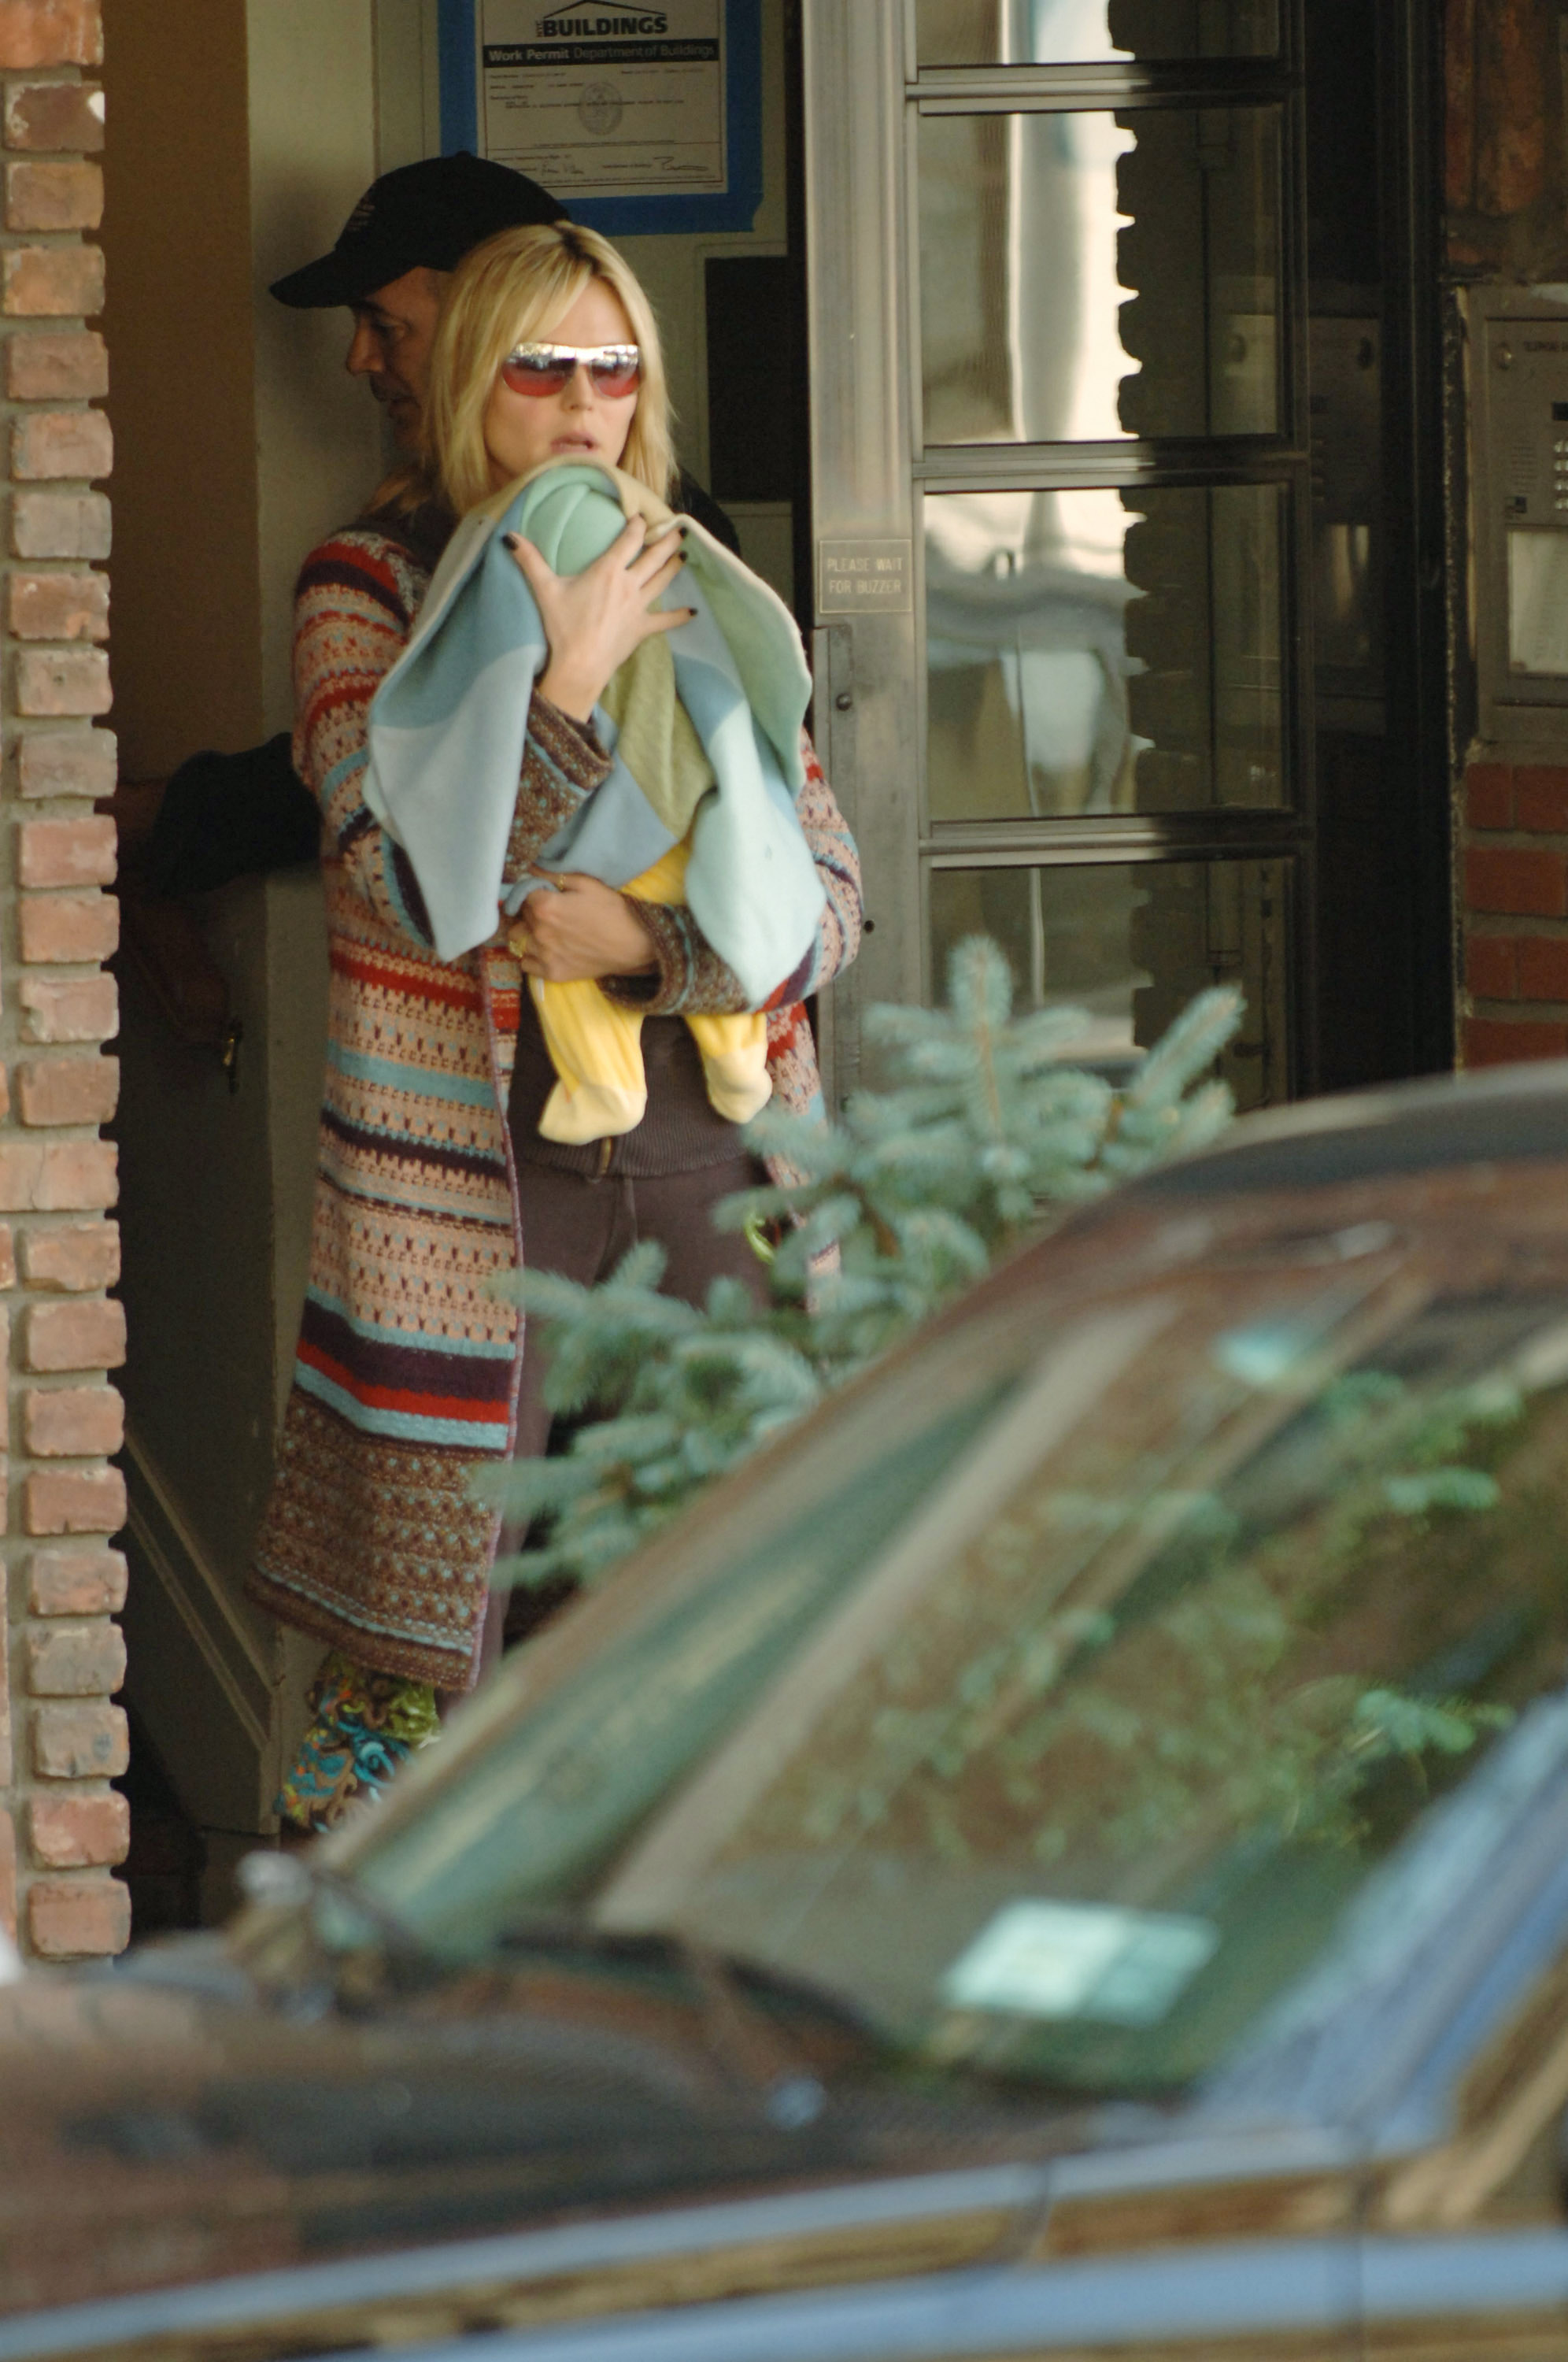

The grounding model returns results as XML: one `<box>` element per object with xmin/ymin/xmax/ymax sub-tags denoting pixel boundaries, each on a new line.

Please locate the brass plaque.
<box><xmin>818</xmin><ymin>538</ymin><xmax>913</xmax><ymax>616</ymax></box>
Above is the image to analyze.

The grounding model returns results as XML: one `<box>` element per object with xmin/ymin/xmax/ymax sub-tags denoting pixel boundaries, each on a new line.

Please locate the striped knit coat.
<box><xmin>246</xmin><ymin>521</ymin><xmax>863</xmax><ymax>1691</ymax></box>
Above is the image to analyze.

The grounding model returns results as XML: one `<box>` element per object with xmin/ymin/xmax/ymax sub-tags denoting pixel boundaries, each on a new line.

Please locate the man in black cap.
<box><xmin>272</xmin><ymin>150</ymin><xmax>568</xmax><ymax>458</ymax></box>
<box><xmin>139</xmin><ymin>154</ymin><xmax>736</xmax><ymax>898</ymax></box>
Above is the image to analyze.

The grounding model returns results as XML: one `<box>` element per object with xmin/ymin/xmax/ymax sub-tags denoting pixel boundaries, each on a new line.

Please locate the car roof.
<box><xmin>1116</xmin><ymin>1058</ymin><xmax>1568</xmax><ymax>1200</ymax></box>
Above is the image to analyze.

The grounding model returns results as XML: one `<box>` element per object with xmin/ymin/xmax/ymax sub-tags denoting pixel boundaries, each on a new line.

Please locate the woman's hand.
<box><xmin>508</xmin><ymin>868</ymin><xmax>657</xmax><ymax>982</ymax></box>
<box><xmin>508</xmin><ymin>516</ymin><xmax>693</xmax><ymax>722</ymax></box>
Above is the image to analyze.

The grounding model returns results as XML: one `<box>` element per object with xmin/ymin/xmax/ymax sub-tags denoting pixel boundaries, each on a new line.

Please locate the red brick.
<box><xmin>0</xmin><ymin>1066</ymin><xmax>13</xmax><ymax>1122</ymax></box>
<box><xmin>28</xmin><ymin>1792</ymin><xmax>127</xmax><ymax>1869</ymax></box>
<box><xmin>19</xmin><ymin>891</ymin><xmax>117</xmax><ymax>963</ymax></box>
<box><xmin>0</xmin><ymin>2</ymin><xmax>101</xmax><ymax>68</ymax></box>
<box><xmin>24</xmin><ymin>1465</ymin><xmax>124</xmax><ymax>1536</ymax></box>
<box><xmin>1466</xmin><ymin>761</ymin><xmax>1514</xmax><ymax>829</ymax></box>
<box><xmin>1447</xmin><ymin>0</ymin><xmax>1475</xmax><ymax>210</ymax></box>
<box><xmin>0</xmin><ymin>1138</ymin><xmax>113</xmax><ymax>1209</ymax></box>
<box><xmin>24</xmin><ymin>1382</ymin><xmax>122</xmax><ymax>1457</ymax></box>
<box><xmin>17</xmin><ymin>813</ymin><xmax>113</xmax><ymax>887</ymax></box>
<box><xmin>1466</xmin><ymin>935</ymin><xmax>1518</xmax><ymax>998</ymax></box>
<box><xmin>24</xmin><ymin>1296</ymin><xmax>124</xmax><ymax>1372</ymax></box>
<box><xmin>6</xmin><ymin>329</ymin><xmax>105</xmax><ymax>402</ymax></box>
<box><xmin>0</xmin><ymin>1814</ymin><xmax>14</xmax><ymax>1945</ymax></box>
<box><xmin>9</xmin><ymin>568</ymin><xmax>106</xmax><ymax>642</ymax></box>
<box><xmin>19</xmin><ymin>973</ymin><xmax>116</xmax><ymax>1041</ymax></box>
<box><xmin>16</xmin><ymin>726</ymin><xmax>114</xmax><ymax>798</ymax></box>
<box><xmin>24</xmin><ymin>1616</ymin><xmax>124</xmax><ymax>1694</ymax></box>
<box><xmin>6</xmin><ymin>158</ymin><xmax>101</xmax><ymax>231</ymax></box>
<box><xmin>0</xmin><ymin>1227</ymin><xmax>17</xmax><ymax>1287</ymax></box>
<box><xmin>2</xmin><ymin>243</ymin><xmax>102</xmax><ymax>320</ymax></box>
<box><xmin>17</xmin><ymin>1055</ymin><xmax>116</xmax><ymax>1127</ymax></box>
<box><xmin>28</xmin><ymin>1543</ymin><xmax>125</xmax><ymax>1615</ymax></box>
<box><xmin>24</xmin><ymin>1619</ymin><xmax>120</xmax><ymax>1700</ymax></box>
<box><xmin>13</xmin><ymin>488</ymin><xmax>110</xmax><ymax>559</ymax></box>
<box><xmin>5</xmin><ymin>81</ymin><xmax>103</xmax><ymax>152</ymax></box>
<box><xmin>1511</xmin><ymin>767</ymin><xmax>1568</xmax><ymax>833</ymax></box>
<box><xmin>27</xmin><ymin>1878</ymin><xmax>129</xmax><ymax>1960</ymax></box>
<box><xmin>11</xmin><ymin>407</ymin><xmax>110</xmax><ymax>479</ymax></box>
<box><xmin>17</xmin><ymin>647</ymin><xmax>111</xmax><ymax>716</ymax></box>
<box><xmin>1465</xmin><ymin>846</ymin><xmax>1568</xmax><ymax>916</ymax></box>
<box><xmin>1477</xmin><ymin>0</ymin><xmax>1551</xmax><ymax>217</ymax></box>
<box><xmin>1463</xmin><ymin>1015</ymin><xmax>1568</xmax><ymax>1065</ymax></box>
<box><xmin>22</xmin><ymin>1220</ymin><xmax>117</xmax><ymax>1292</ymax></box>
<box><xmin>1515</xmin><ymin>937</ymin><xmax>1568</xmax><ymax>1001</ymax></box>
<box><xmin>31</xmin><ymin>1699</ymin><xmax>125</xmax><ymax>1778</ymax></box>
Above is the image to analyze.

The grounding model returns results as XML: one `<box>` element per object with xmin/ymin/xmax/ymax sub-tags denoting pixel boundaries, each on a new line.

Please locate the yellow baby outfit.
<box><xmin>512</xmin><ymin>631</ymin><xmax>770</xmax><ymax>1146</ymax></box>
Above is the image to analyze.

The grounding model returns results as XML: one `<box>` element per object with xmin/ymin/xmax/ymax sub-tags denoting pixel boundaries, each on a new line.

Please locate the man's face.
<box><xmin>345</xmin><ymin>265</ymin><xmax>448</xmax><ymax>449</ymax></box>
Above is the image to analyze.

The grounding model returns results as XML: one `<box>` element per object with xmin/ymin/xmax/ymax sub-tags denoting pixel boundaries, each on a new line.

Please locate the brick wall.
<box><xmin>0</xmin><ymin>0</ymin><xmax>128</xmax><ymax>1962</ymax></box>
<box><xmin>1444</xmin><ymin>0</ymin><xmax>1568</xmax><ymax>280</ymax></box>
<box><xmin>1449</xmin><ymin>1</ymin><xmax>1568</xmax><ymax>1072</ymax></box>
<box><xmin>1461</xmin><ymin>761</ymin><xmax>1568</xmax><ymax>1061</ymax></box>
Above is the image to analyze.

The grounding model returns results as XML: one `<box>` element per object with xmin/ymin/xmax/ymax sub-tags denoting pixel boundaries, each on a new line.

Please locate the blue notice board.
<box><xmin>438</xmin><ymin>0</ymin><xmax>763</xmax><ymax>236</ymax></box>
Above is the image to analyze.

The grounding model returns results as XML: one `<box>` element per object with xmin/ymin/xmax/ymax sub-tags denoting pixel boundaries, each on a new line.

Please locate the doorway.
<box><xmin>801</xmin><ymin>0</ymin><xmax>1450</xmax><ymax>1113</ymax></box>
<box><xmin>101</xmin><ymin>0</ymin><xmax>810</xmax><ymax>1912</ymax></box>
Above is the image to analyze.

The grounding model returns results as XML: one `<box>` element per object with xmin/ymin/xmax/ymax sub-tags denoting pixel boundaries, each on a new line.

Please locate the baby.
<box><xmin>509</xmin><ymin>570</ymin><xmax>769</xmax><ymax>1146</ymax></box>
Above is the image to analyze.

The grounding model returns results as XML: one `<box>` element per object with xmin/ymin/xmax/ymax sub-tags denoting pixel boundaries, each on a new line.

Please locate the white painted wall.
<box><xmin>247</xmin><ymin>0</ymin><xmax>386</xmax><ymax>733</ymax></box>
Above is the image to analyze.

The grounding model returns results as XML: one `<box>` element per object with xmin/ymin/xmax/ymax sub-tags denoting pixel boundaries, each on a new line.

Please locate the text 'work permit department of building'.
<box><xmin>478</xmin><ymin>4</ymin><xmax>727</xmax><ymax>198</ymax></box>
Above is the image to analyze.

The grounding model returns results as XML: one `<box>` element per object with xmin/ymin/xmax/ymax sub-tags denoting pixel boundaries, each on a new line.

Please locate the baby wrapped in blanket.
<box><xmin>364</xmin><ymin>459</ymin><xmax>826</xmax><ymax>1143</ymax></box>
<box><xmin>512</xmin><ymin>625</ymin><xmax>769</xmax><ymax>1142</ymax></box>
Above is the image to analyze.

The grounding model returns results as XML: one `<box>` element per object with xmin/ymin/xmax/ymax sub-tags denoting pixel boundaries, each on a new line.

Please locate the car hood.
<box><xmin>0</xmin><ymin>1933</ymin><xmax>1096</xmax><ymax>2327</ymax></box>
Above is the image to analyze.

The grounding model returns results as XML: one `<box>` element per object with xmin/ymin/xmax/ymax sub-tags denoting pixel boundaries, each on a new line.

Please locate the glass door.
<box><xmin>804</xmin><ymin>0</ymin><xmax>1311</xmax><ymax>1110</ymax></box>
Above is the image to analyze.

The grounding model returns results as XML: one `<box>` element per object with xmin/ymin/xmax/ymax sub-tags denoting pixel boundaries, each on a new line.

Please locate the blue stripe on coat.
<box><xmin>295</xmin><ymin>1359</ymin><xmax>511</xmax><ymax>1448</ymax></box>
<box><xmin>327</xmin><ymin>1041</ymin><xmax>501</xmax><ymax>1109</ymax></box>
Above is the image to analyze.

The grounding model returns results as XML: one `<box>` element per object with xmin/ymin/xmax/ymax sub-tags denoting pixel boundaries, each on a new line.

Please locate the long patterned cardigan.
<box><xmin>247</xmin><ymin>523</ymin><xmax>863</xmax><ymax>1693</ymax></box>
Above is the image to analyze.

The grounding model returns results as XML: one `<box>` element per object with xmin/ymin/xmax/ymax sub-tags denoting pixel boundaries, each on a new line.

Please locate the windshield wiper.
<box><xmin>231</xmin><ymin>1850</ymin><xmax>878</xmax><ymax>2111</ymax></box>
<box><xmin>490</xmin><ymin>1913</ymin><xmax>883</xmax><ymax>2115</ymax></box>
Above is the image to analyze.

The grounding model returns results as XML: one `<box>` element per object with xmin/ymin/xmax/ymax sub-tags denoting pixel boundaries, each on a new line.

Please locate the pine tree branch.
<box><xmin>484</xmin><ymin>939</ymin><xmax>1244</xmax><ymax>1595</ymax></box>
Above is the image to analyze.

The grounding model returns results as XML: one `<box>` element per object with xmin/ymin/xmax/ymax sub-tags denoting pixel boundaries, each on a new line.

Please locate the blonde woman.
<box><xmin>249</xmin><ymin>224</ymin><xmax>862</xmax><ymax>1835</ymax></box>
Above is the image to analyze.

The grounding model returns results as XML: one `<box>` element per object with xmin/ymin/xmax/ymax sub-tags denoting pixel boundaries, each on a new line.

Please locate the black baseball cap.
<box><xmin>270</xmin><ymin>151</ymin><xmax>569</xmax><ymax>309</ymax></box>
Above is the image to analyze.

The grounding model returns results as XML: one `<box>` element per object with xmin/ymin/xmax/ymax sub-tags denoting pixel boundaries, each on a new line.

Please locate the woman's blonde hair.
<box><xmin>423</xmin><ymin>222</ymin><xmax>674</xmax><ymax>516</ymax></box>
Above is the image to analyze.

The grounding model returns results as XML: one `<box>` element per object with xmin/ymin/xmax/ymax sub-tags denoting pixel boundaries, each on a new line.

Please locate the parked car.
<box><xmin>8</xmin><ymin>1064</ymin><xmax>1568</xmax><ymax>2361</ymax></box>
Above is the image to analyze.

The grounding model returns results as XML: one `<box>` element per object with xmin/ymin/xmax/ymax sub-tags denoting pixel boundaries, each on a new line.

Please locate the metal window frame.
<box><xmin>804</xmin><ymin>0</ymin><xmax>1315</xmax><ymax>1104</ymax></box>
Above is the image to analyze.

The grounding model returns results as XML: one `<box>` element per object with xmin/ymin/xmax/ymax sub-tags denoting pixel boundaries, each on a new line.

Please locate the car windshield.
<box><xmin>348</xmin><ymin>1224</ymin><xmax>1568</xmax><ymax>2095</ymax></box>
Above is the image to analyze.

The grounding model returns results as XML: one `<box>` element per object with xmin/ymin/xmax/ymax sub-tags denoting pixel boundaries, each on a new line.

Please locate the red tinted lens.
<box><xmin>501</xmin><ymin>351</ymin><xmax>575</xmax><ymax>398</ymax></box>
<box><xmin>588</xmin><ymin>354</ymin><xmax>642</xmax><ymax>397</ymax></box>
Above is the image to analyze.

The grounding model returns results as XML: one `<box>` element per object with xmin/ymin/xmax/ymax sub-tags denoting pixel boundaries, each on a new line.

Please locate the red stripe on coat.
<box><xmin>298</xmin><ymin>1337</ymin><xmax>506</xmax><ymax>1426</ymax></box>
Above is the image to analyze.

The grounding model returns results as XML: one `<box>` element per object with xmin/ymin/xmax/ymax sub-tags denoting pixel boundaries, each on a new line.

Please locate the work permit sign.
<box><xmin>477</xmin><ymin>3</ymin><xmax>727</xmax><ymax>199</ymax></box>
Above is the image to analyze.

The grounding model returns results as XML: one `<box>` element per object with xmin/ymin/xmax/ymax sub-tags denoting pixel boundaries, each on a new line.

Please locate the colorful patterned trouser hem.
<box><xmin>277</xmin><ymin>1649</ymin><xmax>440</xmax><ymax>1834</ymax></box>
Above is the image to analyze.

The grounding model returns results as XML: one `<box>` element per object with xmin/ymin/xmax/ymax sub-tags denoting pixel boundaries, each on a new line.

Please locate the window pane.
<box><xmin>919</xmin><ymin>107</ymin><xmax>1281</xmax><ymax>445</ymax></box>
<box><xmin>928</xmin><ymin>858</ymin><xmax>1288</xmax><ymax>1108</ymax></box>
<box><xmin>915</xmin><ymin>0</ymin><xmax>1279</xmax><ymax>65</ymax></box>
<box><xmin>926</xmin><ymin>486</ymin><xmax>1285</xmax><ymax>819</ymax></box>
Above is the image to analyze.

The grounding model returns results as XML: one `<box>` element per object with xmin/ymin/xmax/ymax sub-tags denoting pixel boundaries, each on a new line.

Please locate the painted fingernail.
<box><xmin>503</xmin><ymin>532</ymin><xmax>520</xmax><ymax>549</ymax></box>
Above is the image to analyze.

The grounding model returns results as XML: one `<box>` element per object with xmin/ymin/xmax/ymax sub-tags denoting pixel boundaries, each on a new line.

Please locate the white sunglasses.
<box><xmin>500</xmin><ymin>342</ymin><xmax>642</xmax><ymax>398</ymax></box>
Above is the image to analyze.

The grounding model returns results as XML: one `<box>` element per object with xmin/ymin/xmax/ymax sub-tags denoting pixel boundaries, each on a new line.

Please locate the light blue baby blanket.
<box><xmin>364</xmin><ymin>461</ymin><xmax>824</xmax><ymax>1004</ymax></box>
